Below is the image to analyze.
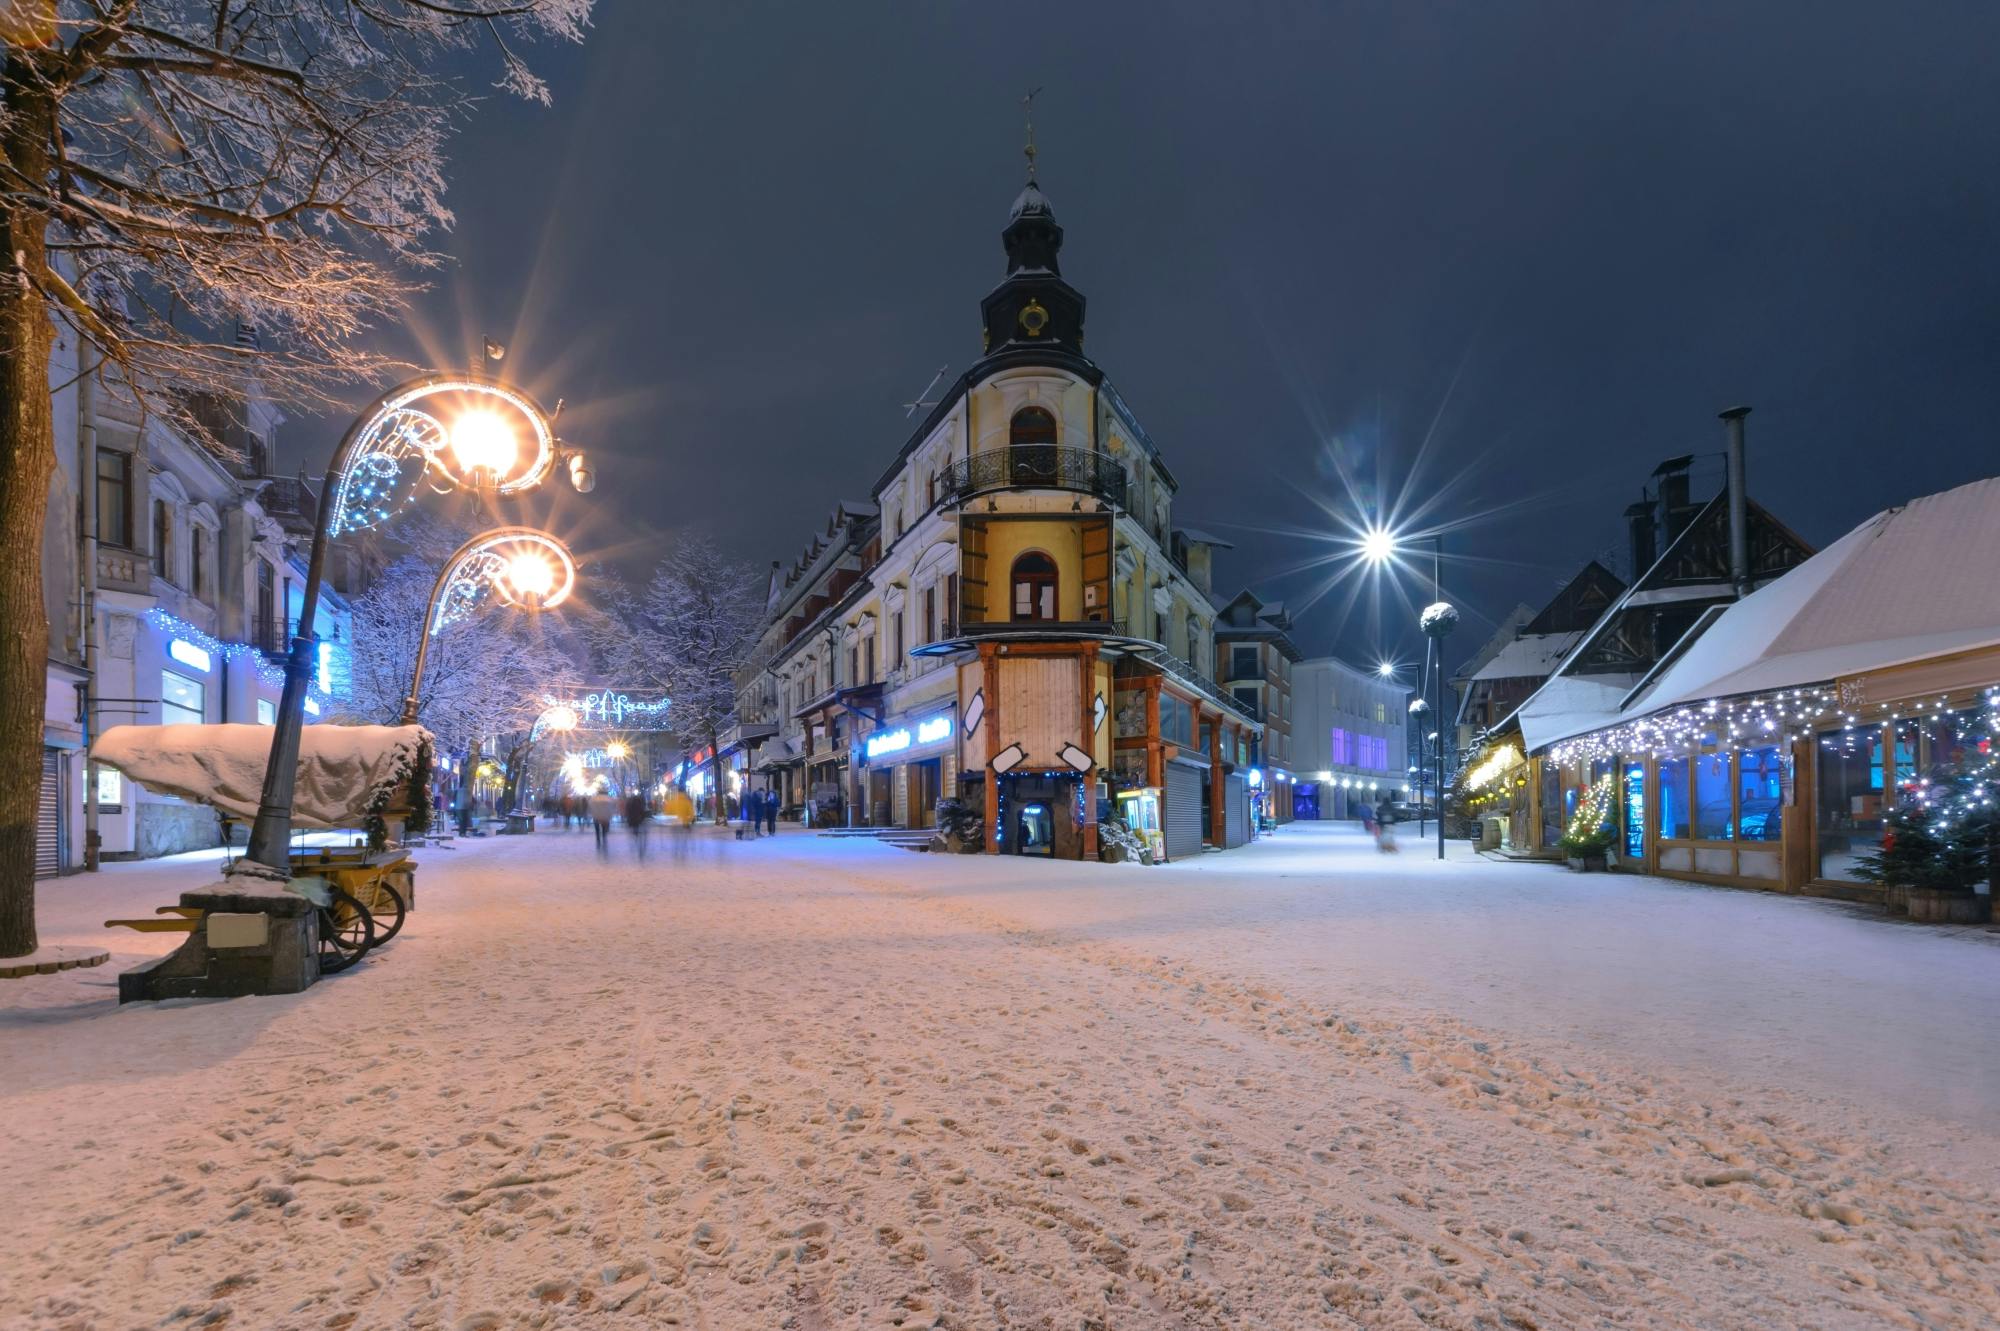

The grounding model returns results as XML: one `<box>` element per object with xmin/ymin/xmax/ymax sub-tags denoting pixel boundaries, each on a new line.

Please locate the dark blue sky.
<box><xmin>304</xmin><ymin>1</ymin><xmax>2000</xmax><ymax>667</ymax></box>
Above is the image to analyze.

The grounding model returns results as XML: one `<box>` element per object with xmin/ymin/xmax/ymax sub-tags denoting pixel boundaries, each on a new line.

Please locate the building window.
<box><xmin>1331</xmin><ymin>727</ymin><xmax>1352</xmax><ymax>766</ymax></box>
<box><xmin>96</xmin><ymin>449</ymin><xmax>131</xmax><ymax>547</ymax></box>
<box><xmin>924</xmin><ymin>586</ymin><xmax>937</xmax><ymax>644</ymax></box>
<box><xmin>1233</xmin><ymin>686</ymin><xmax>1260</xmax><ymax>719</ymax></box>
<box><xmin>161</xmin><ymin>670</ymin><xmax>204</xmax><ymax>725</ymax></box>
<box><xmin>1011</xmin><ymin>551</ymin><xmax>1058</xmax><ymax>621</ymax></box>
<box><xmin>864</xmin><ymin>636</ymin><xmax>876</xmax><ymax>684</ymax></box>
<box><xmin>892</xmin><ymin>612</ymin><xmax>904</xmax><ymax>664</ymax></box>
<box><xmin>256</xmin><ymin>561</ymin><xmax>278</xmax><ymax>651</ymax></box>
<box><xmin>152</xmin><ymin>500</ymin><xmax>174</xmax><ymax>582</ymax></box>
<box><xmin>190</xmin><ymin>525</ymin><xmax>209</xmax><ymax>600</ymax></box>
<box><xmin>1008</xmin><ymin>407</ymin><xmax>1058</xmax><ymax>485</ymax></box>
<box><xmin>1231</xmin><ymin>645</ymin><xmax>1259</xmax><ymax>681</ymax></box>
<box><xmin>945</xmin><ymin>574</ymin><xmax>957</xmax><ymax>634</ymax></box>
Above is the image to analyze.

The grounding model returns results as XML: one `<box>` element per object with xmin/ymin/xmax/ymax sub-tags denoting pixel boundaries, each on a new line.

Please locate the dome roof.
<box><xmin>1009</xmin><ymin>182</ymin><xmax>1055</xmax><ymax>221</ymax></box>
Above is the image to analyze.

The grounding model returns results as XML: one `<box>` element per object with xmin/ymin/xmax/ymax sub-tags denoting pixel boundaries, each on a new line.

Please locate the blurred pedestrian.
<box><xmin>624</xmin><ymin>788</ymin><xmax>650</xmax><ymax>860</ymax></box>
<box><xmin>589</xmin><ymin>788</ymin><xmax>616</xmax><ymax>858</ymax></box>
<box><xmin>1372</xmin><ymin>796</ymin><xmax>1399</xmax><ymax>853</ymax></box>
<box><xmin>764</xmin><ymin>786</ymin><xmax>778</xmax><ymax>836</ymax></box>
<box><xmin>664</xmin><ymin>785</ymin><xmax>696</xmax><ymax>862</ymax></box>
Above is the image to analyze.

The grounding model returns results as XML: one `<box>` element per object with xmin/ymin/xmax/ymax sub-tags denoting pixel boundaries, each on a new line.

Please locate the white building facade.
<box><xmin>1290</xmin><ymin>657</ymin><xmax>1412</xmax><ymax>821</ymax></box>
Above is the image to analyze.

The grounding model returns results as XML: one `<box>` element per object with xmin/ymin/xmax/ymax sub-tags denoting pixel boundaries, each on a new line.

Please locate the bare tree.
<box><xmin>640</xmin><ymin>534</ymin><xmax>760</xmax><ymax>821</ymax></box>
<box><xmin>0</xmin><ymin>1</ymin><xmax>589</xmax><ymax>956</ymax></box>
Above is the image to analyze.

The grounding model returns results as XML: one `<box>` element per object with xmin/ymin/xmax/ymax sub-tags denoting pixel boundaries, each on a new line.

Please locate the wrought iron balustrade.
<box><xmin>939</xmin><ymin>446</ymin><xmax>1127</xmax><ymax>507</ymax></box>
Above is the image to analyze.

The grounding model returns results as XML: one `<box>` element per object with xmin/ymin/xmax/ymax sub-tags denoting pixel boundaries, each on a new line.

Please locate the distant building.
<box><xmin>1210</xmin><ymin>588</ymin><xmax>1302</xmax><ymax>822</ymax></box>
<box><xmin>1290</xmin><ymin>658</ymin><xmax>1411</xmax><ymax>820</ymax></box>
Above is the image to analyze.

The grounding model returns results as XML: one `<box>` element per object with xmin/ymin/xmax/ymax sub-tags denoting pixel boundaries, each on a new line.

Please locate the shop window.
<box><xmin>1010</xmin><ymin>550</ymin><xmax>1057</xmax><ymax>621</ymax></box>
<box><xmin>1622</xmin><ymin>760</ymin><xmax>1645</xmax><ymax>858</ymax></box>
<box><xmin>1694</xmin><ymin>749</ymin><xmax>1733</xmax><ymax>839</ymax></box>
<box><xmin>1736</xmin><ymin>745</ymin><xmax>1784</xmax><ymax>842</ymax></box>
<box><xmin>161</xmin><ymin>670</ymin><xmax>204</xmax><ymax>725</ymax></box>
<box><xmin>1658</xmin><ymin>756</ymin><xmax>1691</xmax><ymax>838</ymax></box>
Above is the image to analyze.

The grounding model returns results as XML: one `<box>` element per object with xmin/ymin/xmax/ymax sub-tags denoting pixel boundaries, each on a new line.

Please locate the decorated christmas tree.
<box><xmin>1855</xmin><ymin>770</ymin><xmax>1995</xmax><ymax>893</ymax></box>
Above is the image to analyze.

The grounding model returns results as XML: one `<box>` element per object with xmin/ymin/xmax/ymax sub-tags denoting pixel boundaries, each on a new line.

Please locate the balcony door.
<box><xmin>1008</xmin><ymin>407</ymin><xmax>1058</xmax><ymax>486</ymax></box>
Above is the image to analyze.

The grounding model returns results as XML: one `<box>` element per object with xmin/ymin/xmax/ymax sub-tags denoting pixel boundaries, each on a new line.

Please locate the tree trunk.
<box><xmin>0</xmin><ymin>66</ymin><xmax>56</xmax><ymax>958</ymax></box>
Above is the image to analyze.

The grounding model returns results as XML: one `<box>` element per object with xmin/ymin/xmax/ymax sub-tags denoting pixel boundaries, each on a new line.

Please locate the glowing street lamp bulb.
<box><xmin>546</xmin><ymin>706</ymin><xmax>578</xmax><ymax>732</ymax></box>
<box><xmin>1376</xmin><ymin>661</ymin><xmax>1395</xmax><ymax>677</ymax></box>
<box><xmin>506</xmin><ymin>551</ymin><xmax>557</xmax><ymax>599</ymax></box>
<box><xmin>450</xmin><ymin>409</ymin><xmax>517</xmax><ymax>477</ymax></box>
<box><xmin>1360</xmin><ymin>526</ymin><xmax>1397</xmax><ymax>565</ymax></box>
<box><xmin>606</xmin><ymin>741</ymin><xmax>631</xmax><ymax>760</ymax></box>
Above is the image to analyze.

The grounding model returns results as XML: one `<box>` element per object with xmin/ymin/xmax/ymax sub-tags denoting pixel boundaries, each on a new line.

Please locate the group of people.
<box><xmin>736</xmin><ymin>787</ymin><xmax>780</xmax><ymax>838</ymax></box>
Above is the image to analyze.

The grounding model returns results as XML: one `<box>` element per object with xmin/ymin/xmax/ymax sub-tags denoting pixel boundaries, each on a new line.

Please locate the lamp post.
<box><xmin>238</xmin><ymin>373</ymin><xmax>585</xmax><ymax>877</ymax></box>
<box><xmin>1358</xmin><ymin>525</ymin><xmax>1455</xmax><ymax>861</ymax></box>
<box><xmin>400</xmin><ymin>526</ymin><xmax>576</xmax><ymax>725</ymax></box>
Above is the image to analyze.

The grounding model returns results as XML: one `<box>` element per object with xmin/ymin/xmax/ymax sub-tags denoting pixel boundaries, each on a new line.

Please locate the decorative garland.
<box><xmin>144</xmin><ymin>607</ymin><xmax>335</xmax><ymax>708</ymax></box>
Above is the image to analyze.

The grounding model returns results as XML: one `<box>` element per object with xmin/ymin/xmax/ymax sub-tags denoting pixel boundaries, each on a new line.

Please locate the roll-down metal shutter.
<box><xmin>1224</xmin><ymin>773</ymin><xmax>1248</xmax><ymax>848</ymax></box>
<box><xmin>35</xmin><ymin>747</ymin><xmax>64</xmax><ymax>879</ymax></box>
<box><xmin>1164</xmin><ymin>761</ymin><xmax>1204</xmax><ymax>863</ymax></box>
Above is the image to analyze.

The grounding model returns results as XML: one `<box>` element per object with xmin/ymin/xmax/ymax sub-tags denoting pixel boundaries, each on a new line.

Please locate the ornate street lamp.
<box><xmin>239</xmin><ymin>373</ymin><xmax>588</xmax><ymax>877</ymax></box>
<box><xmin>400</xmin><ymin>526</ymin><xmax>576</xmax><ymax>725</ymax></box>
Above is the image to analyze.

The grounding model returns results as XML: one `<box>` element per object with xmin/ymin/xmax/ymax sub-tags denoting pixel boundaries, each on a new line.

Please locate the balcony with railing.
<box><xmin>938</xmin><ymin>446</ymin><xmax>1127</xmax><ymax>508</ymax></box>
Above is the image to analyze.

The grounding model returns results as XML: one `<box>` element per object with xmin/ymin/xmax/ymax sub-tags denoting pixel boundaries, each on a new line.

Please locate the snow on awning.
<box><xmin>1515</xmin><ymin>675</ymin><xmax>1640</xmax><ymax>754</ymax></box>
<box><xmin>94</xmin><ymin>723</ymin><xmax>432</xmax><ymax>829</ymax></box>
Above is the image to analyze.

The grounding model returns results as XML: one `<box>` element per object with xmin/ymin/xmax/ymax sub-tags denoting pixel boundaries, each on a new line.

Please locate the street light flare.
<box><xmin>450</xmin><ymin>409</ymin><xmax>518</xmax><ymax>478</ymax></box>
<box><xmin>1360</xmin><ymin>525</ymin><xmax>1398</xmax><ymax>565</ymax></box>
<box><xmin>506</xmin><ymin>550</ymin><xmax>558</xmax><ymax>600</ymax></box>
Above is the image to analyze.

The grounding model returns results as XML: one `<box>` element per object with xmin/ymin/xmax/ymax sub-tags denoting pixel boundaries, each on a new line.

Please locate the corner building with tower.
<box><xmin>729</xmin><ymin>176</ymin><xmax>1262</xmax><ymax>860</ymax></box>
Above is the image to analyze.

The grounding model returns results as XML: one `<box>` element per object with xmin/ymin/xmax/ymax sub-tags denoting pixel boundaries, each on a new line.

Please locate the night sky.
<box><xmin>300</xmin><ymin>2</ymin><xmax>2000</xmax><ymax>670</ymax></box>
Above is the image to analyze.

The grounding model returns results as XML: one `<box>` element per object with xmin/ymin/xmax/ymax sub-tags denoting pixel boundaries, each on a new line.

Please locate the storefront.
<box><xmin>859</xmin><ymin>705</ymin><xmax>957</xmax><ymax>829</ymax></box>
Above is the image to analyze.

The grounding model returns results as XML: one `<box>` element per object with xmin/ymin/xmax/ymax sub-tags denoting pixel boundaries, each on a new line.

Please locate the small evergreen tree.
<box><xmin>1855</xmin><ymin>772</ymin><xmax>1995</xmax><ymax>892</ymax></box>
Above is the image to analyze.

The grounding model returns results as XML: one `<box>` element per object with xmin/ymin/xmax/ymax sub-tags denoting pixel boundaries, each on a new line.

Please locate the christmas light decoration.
<box><xmin>144</xmin><ymin>609</ymin><xmax>336</xmax><ymax>707</ymax></box>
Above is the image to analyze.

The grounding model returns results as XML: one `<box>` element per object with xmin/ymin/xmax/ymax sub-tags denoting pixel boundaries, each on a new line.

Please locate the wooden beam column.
<box><xmin>1079</xmin><ymin>642</ymin><xmax>1099</xmax><ymax>860</ymax></box>
<box><xmin>982</xmin><ymin>643</ymin><xmax>1001</xmax><ymax>854</ymax></box>
<box><xmin>1144</xmin><ymin>676</ymin><xmax>1163</xmax><ymax>788</ymax></box>
<box><xmin>1208</xmin><ymin>711</ymin><xmax>1225</xmax><ymax>846</ymax></box>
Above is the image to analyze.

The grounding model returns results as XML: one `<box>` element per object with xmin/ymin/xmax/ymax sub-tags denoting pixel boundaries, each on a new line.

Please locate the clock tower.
<box><xmin>978</xmin><ymin>179</ymin><xmax>1088</xmax><ymax>358</ymax></box>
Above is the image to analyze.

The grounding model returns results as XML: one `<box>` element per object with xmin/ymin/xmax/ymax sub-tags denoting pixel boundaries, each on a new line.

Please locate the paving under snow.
<box><xmin>4</xmin><ymin>822</ymin><xmax>1996</xmax><ymax>1329</ymax></box>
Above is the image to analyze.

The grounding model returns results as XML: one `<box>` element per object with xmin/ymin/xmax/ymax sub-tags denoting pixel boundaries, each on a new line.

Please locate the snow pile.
<box><xmin>93</xmin><ymin>722</ymin><xmax>431</xmax><ymax>829</ymax></box>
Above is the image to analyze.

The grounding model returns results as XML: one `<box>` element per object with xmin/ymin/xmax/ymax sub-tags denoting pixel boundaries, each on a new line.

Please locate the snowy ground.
<box><xmin>4</xmin><ymin>821</ymin><xmax>1997</xmax><ymax>1329</ymax></box>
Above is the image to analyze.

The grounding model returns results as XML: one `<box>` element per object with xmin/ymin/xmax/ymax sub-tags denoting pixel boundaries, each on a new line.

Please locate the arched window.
<box><xmin>1011</xmin><ymin>550</ymin><xmax>1058</xmax><ymax>622</ymax></box>
<box><xmin>1009</xmin><ymin>407</ymin><xmax>1058</xmax><ymax>485</ymax></box>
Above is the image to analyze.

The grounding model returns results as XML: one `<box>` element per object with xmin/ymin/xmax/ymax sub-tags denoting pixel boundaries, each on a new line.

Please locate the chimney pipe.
<box><xmin>1623</xmin><ymin>499</ymin><xmax>1656</xmax><ymax>578</ymax></box>
<box><xmin>1720</xmin><ymin>406</ymin><xmax>1751</xmax><ymax>598</ymax></box>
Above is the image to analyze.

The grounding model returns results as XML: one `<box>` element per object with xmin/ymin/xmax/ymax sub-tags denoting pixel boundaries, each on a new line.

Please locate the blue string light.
<box><xmin>144</xmin><ymin>608</ymin><xmax>338</xmax><ymax>707</ymax></box>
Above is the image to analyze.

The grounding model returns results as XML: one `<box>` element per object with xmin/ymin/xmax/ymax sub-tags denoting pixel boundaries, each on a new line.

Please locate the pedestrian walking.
<box><xmin>664</xmin><ymin>785</ymin><xmax>696</xmax><ymax>863</ymax></box>
<box><xmin>589</xmin><ymin>788</ymin><xmax>616</xmax><ymax>858</ymax></box>
<box><xmin>764</xmin><ymin>787</ymin><xmax>778</xmax><ymax>836</ymax></box>
<box><xmin>624</xmin><ymin>789</ymin><xmax>650</xmax><ymax>860</ymax></box>
<box><xmin>1372</xmin><ymin>797</ymin><xmax>1399</xmax><ymax>854</ymax></box>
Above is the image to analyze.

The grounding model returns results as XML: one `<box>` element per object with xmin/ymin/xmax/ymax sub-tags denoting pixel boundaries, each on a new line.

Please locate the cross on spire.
<box><xmin>1022</xmin><ymin>86</ymin><xmax>1042</xmax><ymax>183</ymax></box>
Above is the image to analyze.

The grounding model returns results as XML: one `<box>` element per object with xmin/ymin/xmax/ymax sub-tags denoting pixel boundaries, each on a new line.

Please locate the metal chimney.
<box><xmin>1720</xmin><ymin>406</ymin><xmax>1751</xmax><ymax>598</ymax></box>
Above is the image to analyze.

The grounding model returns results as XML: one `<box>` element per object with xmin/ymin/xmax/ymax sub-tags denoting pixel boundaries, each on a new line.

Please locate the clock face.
<box><xmin>1018</xmin><ymin>299</ymin><xmax>1050</xmax><ymax>337</ymax></box>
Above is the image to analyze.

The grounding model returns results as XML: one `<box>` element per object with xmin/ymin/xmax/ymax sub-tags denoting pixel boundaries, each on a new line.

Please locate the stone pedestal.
<box><xmin>118</xmin><ymin>891</ymin><xmax>318</xmax><ymax>1003</ymax></box>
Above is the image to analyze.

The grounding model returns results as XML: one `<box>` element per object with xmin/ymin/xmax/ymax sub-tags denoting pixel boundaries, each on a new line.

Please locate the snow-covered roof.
<box><xmin>1516</xmin><ymin>674</ymin><xmax>1641</xmax><ymax>754</ymax></box>
<box><xmin>1618</xmin><ymin>476</ymin><xmax>2000</xmax><ymax>716</ymax></box>
<box><xmin>1468</xmin><ymin>631</ymin><xmax>1583</xmax><ymax>683</ymax></box>
<box><xmin>94</xmin><ymin>723</ymin><xmax>431</xmax><ymax>829</ymax></box>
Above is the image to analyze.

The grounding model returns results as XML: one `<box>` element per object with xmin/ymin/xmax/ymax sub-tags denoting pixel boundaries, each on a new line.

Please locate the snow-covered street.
<box><xmin>5</xmin><ymin>822</ymin><xmax>1997</xmax><ymax>1329</ymax></box>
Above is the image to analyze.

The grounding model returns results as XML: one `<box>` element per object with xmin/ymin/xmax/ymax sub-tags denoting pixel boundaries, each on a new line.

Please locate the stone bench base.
<box><xmin>119</xmin><ymin>891</ymin><xmax>318</xmax><ymax>1003</ymax></box>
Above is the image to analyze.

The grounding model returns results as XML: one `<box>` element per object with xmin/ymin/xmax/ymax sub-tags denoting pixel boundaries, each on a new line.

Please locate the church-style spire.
<box><xmin>979</xmin><ymin>91</ymin><xmax>1087</xmax><ymax>358</ymax></box>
